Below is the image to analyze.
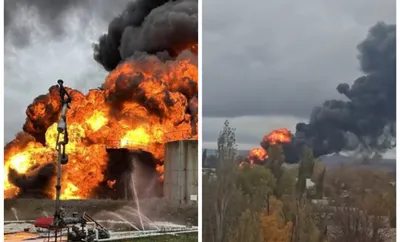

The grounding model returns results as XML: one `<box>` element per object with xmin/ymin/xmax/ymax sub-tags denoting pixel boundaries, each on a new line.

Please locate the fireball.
<box><xmin>262</xmin><ymin>128</ymin><xmax>292</xmax><ymax>145</ymax></box>
<box><xmin>4</xmin><ymin>56</ymin><xmax>198</xmax><ymax>199</ymax></box>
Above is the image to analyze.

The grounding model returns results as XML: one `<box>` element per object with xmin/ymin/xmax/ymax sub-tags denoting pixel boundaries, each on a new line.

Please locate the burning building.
<box><xmin>241</xmin><ymin>22</ymin><xmax>396</xmax><ymax>166</ymax></box>
<box><xmin>4</xmin><ymin>0</ymin><xmax>198</xmax><ymax>200</ymax></box>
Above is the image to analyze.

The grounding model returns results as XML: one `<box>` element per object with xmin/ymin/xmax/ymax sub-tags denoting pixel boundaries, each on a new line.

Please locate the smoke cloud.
<box><xmin>9</xmin><ymin>163</ymin><xmax>56</xmax><ymax>199</ymax></box>
<box><xmin>292</xmin><ymin>22</ymin><xmax>396</xmax><ymax>160</ymax></box>
<box><xmin>93</xmin><ymin>0</ymin><xmax>198</xmax><ymax>71</ymax></box>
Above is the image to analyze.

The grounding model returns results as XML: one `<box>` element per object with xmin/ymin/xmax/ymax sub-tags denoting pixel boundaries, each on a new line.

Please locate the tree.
<box><xmin>267</xmin><ymin>145</ymin><xmax>285</xmax><ymax>183</ymax></box>
<box><xmin>203</xmin><ymin>121</ymin><xmax>243</xmax><ymax>242</ymax></box>
<box><xmin>328</xmin><ymin>206</ymin><xmax>393</xmax><ymax>242</ymax></box>
<box><xmin>203</xmin><ymin>164</ymin><xmax>245</xmax><ymax>242</ymax></box>
<box><xmin>299</xmin><ymin>147</ymin><xmax>315</xmax><ymax>178</ymax></box>
<box><xmin>275</xmin><ymin>168</ymin><xmax>296</xmax><ymax>198</ymax></box>
<box><xmin>228</xmin><ymin>209</ymin><xmax>263</xmax><ymax>242</ymax></box>
<box><xmin>296</xmin><ymin>147</ymin><xmax>315</xmax><ymax>198</ymax></box>
<box><xmin>202</xmin><ymin>149</ymin><xmax>207</xmax><ymax>167</ymax></box>
<box><xmin>292</xmin><ymin>147</ymin><xmax>321</xmax><ymax>242</ymax></box>
<box><xmin>267</xmin><ymin>145</ymin><xmax>288</xmax><ymax>197</ymax></box>
<box><xmin>323</xmin><ymin>165</ymin><xmax>396</xmax><ymax>241</ymax></box>
<box><xmin>217</xmin><ymin>120</ymin><xmax>237</xmax><ymax>165</ymax></box>
<box><xmin>315</xmin><ymin>167</ymin><xmax>325</xmax><ymax>199</ymax></box>
<box><xmin>234</xmin><ymin>164</ymin><xmax>276</xmax><ymax>211</ymax></box>
<box><xmin>260</xmin><ymin>196</ymin><xmax>293</xmax><ymax>242</ymax></box>
<box><xmin>205</xmin><ymin>154</ymin><xmax>218</xmax><ymax>168</ymax></box>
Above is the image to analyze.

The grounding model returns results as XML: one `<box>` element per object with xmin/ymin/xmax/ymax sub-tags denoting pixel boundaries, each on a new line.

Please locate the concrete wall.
<box><xmin>164</xmin><ymin>140</ymin><xmax>198</xmax><ymax>204</ymax></box>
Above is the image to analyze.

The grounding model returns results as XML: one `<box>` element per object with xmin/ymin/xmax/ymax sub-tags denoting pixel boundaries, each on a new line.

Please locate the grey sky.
<box><xmin>4</xmin><ymin>0</ymin><xmax>130</xmax><ymax>142</ymax></box>
<box><xmin>202</xmin><ymin>0</ymin><xmax>396</xmax><ymax>155</ymax></box>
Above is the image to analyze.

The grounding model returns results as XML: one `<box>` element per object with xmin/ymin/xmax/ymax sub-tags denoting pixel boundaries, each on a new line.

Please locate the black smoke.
<box><xmin>285</xmin><ymin>22</ymin><xmax>396</xmax><ymax>163</ymax></box>
<box><xmin>93</xmin><ymin>0</ymin><xmax>198</xmax><ymax>71</ymax></box>
<box><xmin>93</xmin><ymin>148</ymin><xmax>162</xmax><ymax>199</ymax></box>
<box><xmin>9</xmin><ymin>163</ymin><xmax>56</xmax><ymax>199</ymax></box>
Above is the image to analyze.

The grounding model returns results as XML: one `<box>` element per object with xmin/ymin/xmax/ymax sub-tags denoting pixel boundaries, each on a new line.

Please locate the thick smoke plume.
<box><xmin>93</xmin><ymin>0</ymin><xmax>198</xmax><ymax>71</ymax></box>
<box><xmin>273</xmin><ymin>22</ymin><xmax>396</xmax><ymax>163</ymax></box>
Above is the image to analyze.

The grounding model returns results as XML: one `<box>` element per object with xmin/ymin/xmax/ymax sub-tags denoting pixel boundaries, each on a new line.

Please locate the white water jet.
<box><xmin>124</xmin><ymin>206</ymin><xmax>159</xmax><ymax>230</ymax></box>
<box><xmin>131</xmin><ymin>173</ymin><xmax>144</xmax><ymax>231</ymax></box>
<box><xmin>108</xmin><ymin>212</ymin><xmax>140</xmax><ymax>231</ymax></box>
<box><xmin>11</xmin><ymin>207</ymin><xmax>19</xmax><ymax>221</ymax></box>
<box><xmin>42</xmin><ymin>211</ymin><xmax>49</xmax><ymax>217</ymax></box>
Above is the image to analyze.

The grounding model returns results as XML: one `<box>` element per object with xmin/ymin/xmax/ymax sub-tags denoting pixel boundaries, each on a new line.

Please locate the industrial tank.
<box><xmin>163</xmin><ymin>139</ymin><xmax>198</xmax><ymax>204</ymax></box>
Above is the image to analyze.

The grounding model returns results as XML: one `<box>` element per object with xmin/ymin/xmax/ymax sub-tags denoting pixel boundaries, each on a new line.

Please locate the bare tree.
<box><xmin>217</xmin><ymin>120</ymin><xmax>237</xmax><ymax>165</ymax></box>
<box><xmin>323</xmin><ymin>165</ymin><xmax>395</xmax><ymax>242</ymax></box>
<box><xmin>203</xmin><ymin>162</ymin><xmax>245</xmax><ymax>242</ymax></box>
<box><xmin>328</xmin><ymin>206</ymin><xmax>393</xmax><ymax>242</ymax></box>
<box><xmin>203</xmin><ymin>120</ymin><xmax>244</xmax><ymax>242</ymax></box>
<box><xmin>228</xmin><ymin>209</ymin><xmax>263</xmax><ymax>242</ymax></box>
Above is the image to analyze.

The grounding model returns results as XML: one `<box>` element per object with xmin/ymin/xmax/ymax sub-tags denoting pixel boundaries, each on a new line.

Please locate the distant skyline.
<box><xmin>202</xmin><ymin>0</ymin><xmax>396</xmax><ymax>160</ymax></box>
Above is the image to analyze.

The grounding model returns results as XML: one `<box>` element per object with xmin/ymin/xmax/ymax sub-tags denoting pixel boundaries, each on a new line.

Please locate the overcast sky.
<box><xmin>4</xmin><ymin>0</ymin><xmax>132</xmax><ymax>142</ymax></box>
<box><xmin>202</xmin><ymin>0</ymin><xmax>396</xmax><ymax>158</ymax></box>
<box><xmin>3</xmin><ymin>0</ymin><xmax>396</xmax><ymax>157</ymax></box>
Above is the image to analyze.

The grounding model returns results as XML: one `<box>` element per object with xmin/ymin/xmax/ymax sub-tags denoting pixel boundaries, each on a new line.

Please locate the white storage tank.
<box><xmin>163</xmin><ymin>139</ymin><xmax>198</xmax><ymax>204</ymax></box>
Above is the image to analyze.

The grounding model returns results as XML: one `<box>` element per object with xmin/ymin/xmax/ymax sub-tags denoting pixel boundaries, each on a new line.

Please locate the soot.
<box><xmin>8</xmin><ymin>163</ymin><xmax>56</xmax><ymax>199</ymax></box>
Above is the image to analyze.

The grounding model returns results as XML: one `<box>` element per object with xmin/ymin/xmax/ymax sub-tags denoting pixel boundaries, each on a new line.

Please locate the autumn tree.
<box><xmin>260</xmin><ymin>196</ymin><xmax>293</xmax><ymax>242</ymax></box>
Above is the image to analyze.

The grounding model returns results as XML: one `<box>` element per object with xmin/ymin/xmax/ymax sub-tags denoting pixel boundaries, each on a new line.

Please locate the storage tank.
<box><xmin>163</xmin><ymin>139</ymin><xmax>198</xmax><ymax>204</ymax></box>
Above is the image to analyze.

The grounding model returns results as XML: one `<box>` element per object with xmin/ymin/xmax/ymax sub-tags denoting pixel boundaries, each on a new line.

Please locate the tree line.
<box><xmin>202</xmin><ymin>121</ymin><xmax>395</xmax><ymax>242</ymax></box>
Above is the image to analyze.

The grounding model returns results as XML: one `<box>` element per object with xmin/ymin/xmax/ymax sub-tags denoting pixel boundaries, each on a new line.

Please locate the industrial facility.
<box><xmin>164</xmin><ymin>139</ymin><xmax>198</xmax><ymax>205</ymax></box>
<box><xmin>4</xmin><ymin>138</ymin><xmax>199</xmax><ymax>241</ymax></box>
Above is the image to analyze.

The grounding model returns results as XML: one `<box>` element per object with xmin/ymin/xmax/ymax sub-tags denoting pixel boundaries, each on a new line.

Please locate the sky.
<box><xmin>3</xmin><ymin>0</ymin><xmax>397</xmax><ymax>158</ymax></box>
<box><xmin>4</xmin><ymin>0</ymin><xmax>131</xmax><ymax>142</ymax></box>
<box><xmin>202</xmin><ymin>0</ymin><xmax>396</xmax><ymax>158</ymax></box>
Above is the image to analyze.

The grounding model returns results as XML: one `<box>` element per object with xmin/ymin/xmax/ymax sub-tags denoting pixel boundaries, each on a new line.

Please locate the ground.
<box><xmin>116</xmin><ymin>233</ymin><xmax>197</xmax><ymax>242</ymax></box>
<box><xmin>4</xmin><ymin>198</ymin><xmax>198</xmax><ymax>226</ymax></box>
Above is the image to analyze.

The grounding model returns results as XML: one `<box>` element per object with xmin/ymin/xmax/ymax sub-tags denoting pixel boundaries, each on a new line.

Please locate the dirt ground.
<box><xmin>4</xmin><ymin>198</ymin><xmax>197</xmax><ymax>226</ymax></box>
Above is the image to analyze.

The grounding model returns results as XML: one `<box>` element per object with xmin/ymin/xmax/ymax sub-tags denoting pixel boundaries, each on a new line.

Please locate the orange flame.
<box><xmin>107</xmin><ymin>180</ymin><xmax>116</xmax><ymax>189</ymax></box>
<box><xmin>263</xmin><ymin>128</ymin><xmax>292</xmax><ymax>145</ymax></box>
<box><xmin>4</xmin><ymin>55</ymin><xmax>197</xmax><ymax>199</ymax></box>
<box><xmin>240</xmin><ymin>128</ymin><xmax>292</xmax><ymax>168</ymax></box>
<box><xmin>239</xmin><ymin>147</ymin><xmax>268</xmax><ymax>168</ymax></box>
<box><xmin>248</xmin><ymin>147</ymin><xmax>268</xmax><ymax>161</ymax></box>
